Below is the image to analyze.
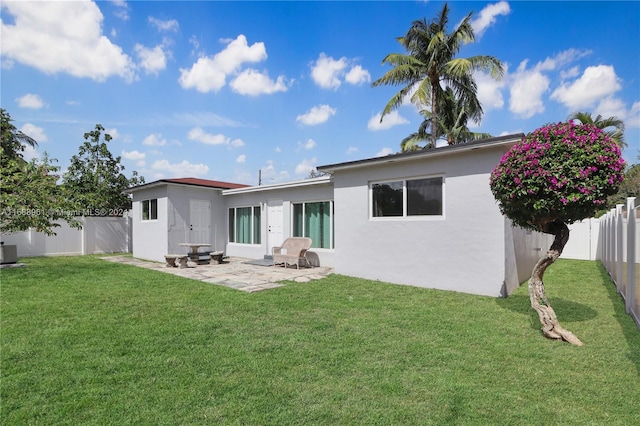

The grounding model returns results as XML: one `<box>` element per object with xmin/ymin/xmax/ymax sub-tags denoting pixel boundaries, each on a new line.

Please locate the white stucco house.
<box><xmin>125</xmin><ymin>134</ymin><xmax>545</xmax><ymax>297</ymax></box>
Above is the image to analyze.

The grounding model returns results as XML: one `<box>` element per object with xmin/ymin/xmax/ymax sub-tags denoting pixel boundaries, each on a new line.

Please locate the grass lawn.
<box><xmin>2</xmin><ymin>256</ymin><xmax>639</xmax><ymax>425</ymax></box>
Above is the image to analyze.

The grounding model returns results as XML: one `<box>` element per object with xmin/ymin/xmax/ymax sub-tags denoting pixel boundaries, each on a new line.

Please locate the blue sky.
<box><xmin>2</xmin><ymin>1</ymin><xmax>639</xmax><ymax>186</ymax></box>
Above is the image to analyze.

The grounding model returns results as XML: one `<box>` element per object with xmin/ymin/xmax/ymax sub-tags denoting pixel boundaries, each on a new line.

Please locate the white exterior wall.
<box><xmin>331</xmin><ymin>148</ymin><xmax>508</xmax><ymax>297</ymax></box>
<box><xmin>165</xmin><ymin>185</ymin><xmax>226</xmax><ymax>256</ymax></box>
<box><xmin>225</xmin><ymin>181</ymin><xmax>334</xmax><ymax>266</ymax></box>
<box><xmin>131</xmin><ymin>186</ymin><xmax>168</xmax><ymax>262</ymax></box>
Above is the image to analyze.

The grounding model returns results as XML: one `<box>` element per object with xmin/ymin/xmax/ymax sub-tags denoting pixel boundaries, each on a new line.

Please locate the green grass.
<box><xmin>2</xmin><ymin>256</ymin><xmax>639</xmax><ymax>425</ymax></box>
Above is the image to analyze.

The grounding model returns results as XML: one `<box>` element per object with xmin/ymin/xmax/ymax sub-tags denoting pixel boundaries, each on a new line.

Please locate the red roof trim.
<box><xmin>162</xmin><ymin>177</ymin><xmax>249</xmax><ymax>189</ymax></box>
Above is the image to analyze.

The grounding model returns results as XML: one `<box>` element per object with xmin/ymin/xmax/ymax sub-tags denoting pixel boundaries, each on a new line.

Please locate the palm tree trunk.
<box><xmin>528</xmin><ymin>220</ymin><xmax>584</xmax><ymax>346</ymax></box>
<box><xmin>430</xmin><ymin>75</ymin><xmax>439</xmax><ymax>149</ymax></box>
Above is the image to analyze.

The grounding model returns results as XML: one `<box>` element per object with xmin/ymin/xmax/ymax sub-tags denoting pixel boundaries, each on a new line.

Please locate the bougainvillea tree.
<box><xmin>490</xmin><ymin>121</ymin><xmax>625</xmax><ymax>345</ymax></box>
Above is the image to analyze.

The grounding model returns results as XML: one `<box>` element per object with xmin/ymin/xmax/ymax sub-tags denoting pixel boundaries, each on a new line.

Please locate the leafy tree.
<box><xmin>1</xmin><ymin>109</ymin><xmax>80</xmax><ymax>235</ymax></box>
<box><xmin>490</xmin><ymin>121</ymin><xmax>625</xmax><ymax>345</ymax></box>
<box><xmin>62</xmin><ymin>125</ymin><xmax>144</xmax><ymax>214</ymax></box>
<box><xmin>568</xmin><ymin>111</ymin><xmax>626</xmax><ymax>149</ymax></box>
<box><xmin>372</xmin><ymin>3</ymin><xmax>504</xmax><ymax>148</ymax></box>
<box><xmin>608</xmin><ymin>161</ymin><xmax>640</xmax><ymax>206</ymax></box>
<box><xmin>400</xmin><ymin>87</ymin><xmax>492</xmax><ymax>151</ymax></box>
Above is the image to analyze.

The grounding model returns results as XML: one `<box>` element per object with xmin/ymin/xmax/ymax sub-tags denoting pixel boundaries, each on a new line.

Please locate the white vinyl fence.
<box><xmin>1</xmin><ymin>216</ymin><xmax>132</xmax><ymax>258</ymax></box>
<box><xmin>600</xmin><ymin>197</ymin><xmax>639</xmax><ymax>328</ymax></box>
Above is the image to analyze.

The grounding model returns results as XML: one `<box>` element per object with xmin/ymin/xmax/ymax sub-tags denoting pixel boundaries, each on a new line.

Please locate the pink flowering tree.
<box><xmin>490</xmin><ymin>121</ymin><xmax>625</xmax><ymax>345</ymax></box>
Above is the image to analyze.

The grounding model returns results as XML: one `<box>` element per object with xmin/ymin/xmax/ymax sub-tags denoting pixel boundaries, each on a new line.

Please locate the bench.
<box><xmin>272</xmin><ymin>237</ymin><xmax>312</xmax><ymax>269</ymax></box>
<box><xmin>164</xmin><ymin>254</ymin><xmax>188</xmax><ymax>268</ymax></box>
<box><xmin>210</xmin><ymin>251</ymin><xmax>225</xmax><ymax>264</ymax></box>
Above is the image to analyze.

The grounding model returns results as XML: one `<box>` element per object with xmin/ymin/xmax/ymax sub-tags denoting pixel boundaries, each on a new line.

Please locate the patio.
<box><xmin>101</xmin><ymin>255</ymin><xmax>333</xmax><ymax>292</ymax></box>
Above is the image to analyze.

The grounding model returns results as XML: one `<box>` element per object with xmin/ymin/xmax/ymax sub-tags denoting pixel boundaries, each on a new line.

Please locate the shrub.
<box><xmin>490</xmin><ymin>121</ymin><xmax>625</xmax><ymax>232</ymax></box>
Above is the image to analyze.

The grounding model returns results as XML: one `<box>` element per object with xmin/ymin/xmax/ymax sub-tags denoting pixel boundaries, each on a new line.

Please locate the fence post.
<box><xmin>615</xmin><ymin>204</ymin><xmax>625</xmax><ymax>292</ymax></box>
<box><xmin>81</xmin><ymin>216</ymin><xmax>86</xmax><ymax>255</ymax></box>
<box><xmin>626</xmin><ymin>197</ymin><xmax>637</xmax><ymax>315</ymax></box>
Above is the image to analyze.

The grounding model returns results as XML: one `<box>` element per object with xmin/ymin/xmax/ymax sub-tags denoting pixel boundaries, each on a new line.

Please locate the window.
<box><xmin>141</xmin><ymin>199</ymin><xmax>157</xmax><ymax>221</ymax></box>
<box><xmin>228</xmin><ymin>206</ymin><xmax>261</xmax><ymax>244</ymax></box>
<box><xmin>292</xmin><ymin>201</ymin><xmax>333</xmax><ymax>249</ymax></box>
<box><xmin>372</xmin><ymin>176</ymin><xmax>443</xmax><ymax>218</ymax></box>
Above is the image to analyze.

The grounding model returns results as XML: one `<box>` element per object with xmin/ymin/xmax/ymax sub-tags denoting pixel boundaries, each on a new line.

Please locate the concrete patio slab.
<box><xmin>101</xmin><ymin>255</ymin><xmax>333</xmax><ymax>292</ymax></box>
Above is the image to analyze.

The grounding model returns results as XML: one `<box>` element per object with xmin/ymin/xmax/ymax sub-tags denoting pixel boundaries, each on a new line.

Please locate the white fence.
<box><xmin>600</xmin><ymin>197</ymin><xmax>639</xmax><ymax>328</ymax></box>
<box><xmin>1</xmin><ymin>216</ymin><xmax>132</xmax><ymax>257</ymax></box>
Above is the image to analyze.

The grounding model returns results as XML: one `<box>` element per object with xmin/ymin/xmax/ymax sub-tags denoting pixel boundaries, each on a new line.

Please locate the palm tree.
<box><xmin>568</xmin><ymin>111</ymin><xmax>626</xmax><ymax>149</ymax></box>
<box><xmin>400</xmin><ymin>87</ymin><xmax>493</xmax><ymax>151</ymax></box>
<box><xmin>372</xmin><ymin>3</ymin><xmax>504</xmax><ymax>148</ymax></box>
<box><xmin>1</xmin><ymin>108</ymin><xmax>38</xmax><ymax>160</ymax></box>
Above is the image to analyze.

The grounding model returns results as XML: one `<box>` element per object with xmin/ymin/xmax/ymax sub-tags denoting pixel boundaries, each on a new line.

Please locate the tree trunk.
<box><xmin>528</xmin><ymin>220</ymin><xmax>584</xmax><ymax>346</ymax></box>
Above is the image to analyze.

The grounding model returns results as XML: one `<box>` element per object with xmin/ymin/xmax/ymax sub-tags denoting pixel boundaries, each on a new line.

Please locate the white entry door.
<box><xmin>189</xmin><ymin>200</ymin><xmax>211</xmax><ymax>243</ymax></box>
<box><xmin>267</xmin><ymin>200</ymin><xmax>284</xmax><ymax>253</ymax></box>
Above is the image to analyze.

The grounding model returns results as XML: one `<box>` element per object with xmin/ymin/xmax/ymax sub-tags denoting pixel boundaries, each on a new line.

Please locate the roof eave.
<box><xmin>317</xmin><ymin>133</ymin><xmax>524</xmax><ymax>173</ymax></box>
<box><xmin>222</xmin><ymin>175</ymin><xmax>332</xmax><ymax>195</ymax></box>
<box><xmin>124</xmin><ymin>179</ymin><xmax>233</xmax><ymax>194</ymax></box>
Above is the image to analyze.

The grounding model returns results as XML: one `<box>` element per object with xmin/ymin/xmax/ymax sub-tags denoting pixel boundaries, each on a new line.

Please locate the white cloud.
<box><xmin>595</xmin><ymin>97</ymin><xmax>640</xmax><ymax>129</ymax></box>
<box><xmin>142</xmin><ymin>133</ymin><xmax>167</xmax><ymax>146</ymax></box>
<box><xmin>16</xmin><ymin>93</ymin><xmax>45</xmax><ymax>109</ymax></box>
<box><xmin>179</xmin><ymin>34</ymin><xmax>267</xmax><ymax>93</ymax></box>
<box><xmin>311</xmin><ymin>53</ymin><xmax>347</xmax><ymax>89</ymax></box>
<box><xmin>1</xmin><ymin>1</ymin><xmax>136</xmax><ymax>82</ymax></box>
<box><xmin>20</xmin><ymin>123</ymin><xmax>47</xmax><ymax>143</ymax></box>
<box><xmin>474</xmin><ymin>70</ymin><xmax>506</xmax><ymax>112</ymax></box>
<box><xmin>148</xmin><ymin>16</ymin><xmax>179</xmax><ymax>32</ymax></box>
<box><xmin>560</xmin><ymin>66</ymin><xmax>580</xmax><ymax>80</ymax></box>
<box><xmin>173</xmin><ymin>111</ymin><xmax>244</xmax><ymax>127</ymax></box>
<box><xmin>471</xmin><ymin>1</ymin><xmax>510</xmax><ymax>37</ymax></box>
<box><xmin>151</xmin><ymin>159</ymin><xmax>209</xmax><ymax>177</ymax></box>
<box><xmin>230</xmin><ymin>69</ymin><xmax>288</xmax><ymax>96</ymax></box>
<box><xmin>367</xmin><ymin>111</ymin><xmax>410</xmax><ymax>131</ymax></box>
<box><xmin>187</xmin><ymin>127</ymin><xmax>228</xmax><ymax>145</ymax></box>
<box><xmin>627</xmin><ymin>101</ymin><xmax>640</xmax><ymax>128</ymax></box>
<box><xmin>346</xmin><ymin>146</ymin><xmax>358</xmax><ymax>155</ymax></box>
<box><xmin>345</xmin><ymin>65</ymin><xmax>371</xmax><ymax>85</ymax></box>
<box><xmin>135</xmin><ymin>44</ymin><xmax>167</xmax><ymax>75</ymax></box>
<box><xmin>187</xmin><ymin>128</ymin><xmax>245</xmax><ymax>147</ymax></box>
<box><xmin>236</xmin><ymin>154</ymin><xmax>246</xmax><ymax>163</ymax></box>
<box><xmin>535</xmin><ymin>48</ymin><xmax>592</xmax><ymax>72</ymax></box>
<box><xmin>106</xmin><ymin>128</ymin><xmax>120</xmax><ymax>139</ymax></box>
<box><xmin>551</xmin><ymin>65</ymin><xmax>622</xmax><ymax>110</ymax></box>
<box><xmin>121</xmin><ymin>150</ymin><xmax>145</xmax><ymax>161</ymax></box>
<box><xmin>261</xmin><ymin>161</ymin><xmax>290</xmax><ymax>182</ymax></box>
<box><xmin>22</xmin><ymin>144</ymin><xmax>39</xmax><ymax>161</ymax></box>
<box><xmin>508</xmin><ymin>60</ymin><xmax>550</xmax><ymax>119</ymax></box>
<box><xmin>298</xmin><ymin>139</ymin><xmax>316</xmax><ymax>150</ymax></box>
<box><xmin>376</xmin><ymin>148</ymin><xmax>393</xmax><ymax>157</ymax></box>
<box><xmin>296</xmin><ymin>105</ymin><xmax>336</xmax><ymax>126</ymax></box>
<box><xmin>111</xmin><ymin>0</ymin><xmax>130</xmax><ymax>20</ymax></box>
<box><xmin>295</xmin><ymin>158</ymin><xmax>317</xmax><ymax>176</ymax></box>
<box><xmin>122</xmin><ymin>149</ymin><xmax>146</xmax><ymax>167</ymax></box>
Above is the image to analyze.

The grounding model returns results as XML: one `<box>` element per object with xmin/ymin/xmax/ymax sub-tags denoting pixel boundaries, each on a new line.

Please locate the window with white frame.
<box><xmin>228</xmin><ymin>206</ymin><xmax>261</xmax><ymax>244</ymax></box>
<box><xmin>371</xmin><ymin>176</ymin><xmax>443</xmax><ymax>218</ymax></box>
<box><xmin>141</xmin><ymin>199</ymin><xmax>158</xmax><ymax>221</ymax></box>
<box><xmin>292</xmin><ymin>201</ymin><xmax>334</xmax><ymax>249</ymax></box>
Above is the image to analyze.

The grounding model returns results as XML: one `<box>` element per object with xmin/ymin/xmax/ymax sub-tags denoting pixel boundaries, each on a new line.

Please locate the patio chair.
<box><xmin>272</xmin><ymin>237</ymin><xmax>312</xmax><ymax>269</ymax></box>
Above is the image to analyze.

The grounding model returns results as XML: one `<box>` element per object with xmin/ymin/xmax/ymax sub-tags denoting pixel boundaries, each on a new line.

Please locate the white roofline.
<box><xmin>317</xmin><ymin>134</ymin><xmax>524</xmax><ymax>173</ymax></box>
<box><xmin>222</xmin><ymin>175</ymin><xmax>332</xmax><ymax>195</ymax></box>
